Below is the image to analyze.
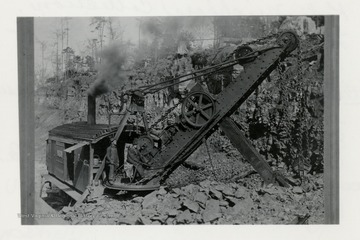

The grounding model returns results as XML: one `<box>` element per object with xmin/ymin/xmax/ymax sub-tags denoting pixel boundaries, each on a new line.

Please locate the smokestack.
<box><xmin>88</xmin><ymin>95</ymin><xmax>96</xmax><ymax>125</ymax></box>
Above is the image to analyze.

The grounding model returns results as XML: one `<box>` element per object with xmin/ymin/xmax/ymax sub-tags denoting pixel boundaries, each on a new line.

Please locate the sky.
<box><xmin>34</xmin><ymin>17</ymin><xmax>140</xmax><ymax>70</ymax></box>
<box><xmin>34</xmin><ymin>16</ymin><xmax>216</xmax><ymax>77</ymax></box>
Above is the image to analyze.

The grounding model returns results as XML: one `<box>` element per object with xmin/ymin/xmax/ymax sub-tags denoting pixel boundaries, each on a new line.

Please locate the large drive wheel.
<box><xmin>277</xmin><ymin>31</ymin><xmax>299</xmax><ymax>53</ymax></box>
<box><xmin>182</xmin><ymin>92</ymin><xmax>216</xmax><ymax>128</ymax></box>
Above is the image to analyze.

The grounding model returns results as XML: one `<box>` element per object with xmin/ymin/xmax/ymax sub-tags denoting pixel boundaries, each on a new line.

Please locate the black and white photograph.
<box><xmin>27</xmin><ymin>15</ymin><xmax>331</xmax><ymax>225</ymax></box>
<box><xmin>4</xmin><ymin>0</ymin><xmax>358</xmax><ymax>237</ymax></box>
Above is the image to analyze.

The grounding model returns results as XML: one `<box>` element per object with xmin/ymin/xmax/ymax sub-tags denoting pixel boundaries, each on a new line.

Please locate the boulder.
<box><xmin>194</xmin><ymin>191</ymin><xmax>208</xmax><ymax>206</ymax></box>
<box><xmin>219</xmin><ymin>200</ymin><xmax>229</xmax><ymax>207</ymax></box>
<box><xmin>199</xmin><ymin>179</ymin><xmax>211</xmax><ymax>189</ymax></box>
<box><xmin>172</xmin><ymin>188</ymin><xmax>183</xmax><ymax>196</ymax></box>
<box><xmin>181</xmin><ymin>184</ymin><xmax>199</xmax><ymax>198</ymax></box>
<box><xmin>132</xmin><ymin>196</ymin><xmax>144</xmax><ymax>203</ymax></box>
<box><xmin>157</xmin><ymin>187</ymin><xmax>167</xmax><ymax>196</ymax></box>
<box><xmin>224</xmin><ymin>196</ymin><xmax>240</xmax><ymax>206</ymax></box>
<box><xmin>141</xmin><ymin>208</ymin><xmax>158</xmax><ymax>217</ymax></box>
<box><xmin>232</xmin><ymin>198</ymin><xmax>255</xmax><ymax>215</ymax></box>
<box><xmin>151</xmin><ymin>214</ymin><xmax>167</xmax><ymax>223</ymax></box>
<box><xmin>232</xmin><ymin>203</ymin><xmax>244</xmax><ymax>215</ymax></box>
<box><xmin>138</xmin><ymin>216</ymin><xmax>152</xmax><ymax>225</ymax></box>
<box><xmin>292</xmin><ymin>186</ymin><xmax>304</xmax><ymax>194</ymax></box>
<box><xmin>261</xmin><ymin>193</ymin><xmax>277</xmax><ymax>204</ymax></box>
<box><xmin>209</xmin><ymin>188</ymin><xmax>223</xmax><ymax>200</ymax></box>
<box><xmin>234</xmin><ymin>186</ymin><xmax>249</xmax><ymax>199</ymax></box>
<box><xmin>176</xmin><ymin>209</ymin><xmax>193</xmax><ymax>224</ymax></box>
<box><xmin>151</xmin><ymin>220</ymin><xmax>162</xmax><ymax>225</ymax></box>
<box><xmin>166</xmin><ymin>217</ymin><xmax>175</xmax><ymax>225</ymax></box>
<box><xmin>214</xmin><ymin>184</ymin><xmax>226</xmax><ymax>192</ymax></box>
<box><xmin>171</xmin><ymin>193</ymin><xmax>180</xmax><ymax>198</ymax></box>
<box><xmin>117</xmin><ymin>215</ymin><xmax>140</xmax><ymax>225</ymax></box>
<box><xmin>195</xmin><ymin>214</ymin><xmax>204</xmax><ymax>224</ymax></box>
<box><xmin>222</xmin><ymin>186</ymin><xmax>235</xmax><ymax>196</ymax></box>
<box><xmin>183</xmin><ymin>199</ymin><xmax>200</xmax><ymax>213</ymax></box>
<box><xmin>202</xmin><ymin>199</ymin><xmax>221</xmax><ymax>222</ymax></box>
<box><xmin>167</xmin><ymin>209</ymin><xmax>178</xmax><ymax>217</ymax></box>
<box><xmin>142</xmin><ymin>191</ymin><xmax>158</xmax><ymax>209</ymax></box>
<box><xmin>161</xmin><ymin>195</ymin><xmax>182</xmax><ymax>210</ymax></box>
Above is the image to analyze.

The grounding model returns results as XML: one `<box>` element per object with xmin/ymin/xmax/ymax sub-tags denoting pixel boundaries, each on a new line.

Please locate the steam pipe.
<box><xmin>88</xmin><ymin>95</ymin><xmax>96</xmax><ymax>125</ymax></box>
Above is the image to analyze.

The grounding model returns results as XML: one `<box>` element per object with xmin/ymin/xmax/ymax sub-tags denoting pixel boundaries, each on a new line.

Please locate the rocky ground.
<box><xmin>35</xmin><ymin>99</ymin><xmax>324</xmax><ymax>225</ymax></box>
<box><xmin>37</xmin><ymin>137</ymin><xmax>324</xmax><ymax>225</ymax></box>
<box><xmin>34</xmin><ymin>61</ymin><xmax>324</xmax><ymax>225</ymax></box>
<box><xmin>56</xmin><ymin>172</ymin><xmax>324</xmax><ymax>225</ymax></box>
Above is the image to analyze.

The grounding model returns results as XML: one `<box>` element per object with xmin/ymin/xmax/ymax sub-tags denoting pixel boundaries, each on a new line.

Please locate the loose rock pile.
<box><xmin>60</xmin><ymin>175</ymin><xmax>324</xmax><ymax>225</ymax></box>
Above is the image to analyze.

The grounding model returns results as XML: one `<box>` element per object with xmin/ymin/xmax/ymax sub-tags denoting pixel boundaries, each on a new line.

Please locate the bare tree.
<box><xmin>39</xmin><ymin>40</ymin><xmax>47</xmax><ymax>81</ymax></box>
<box><xmin>90</xmin><ymin>17</ymin><xmax>107</xmax><ymax>63</ymax></box>
<box><xmin>107</xmin><ymin>17</ymin><xmax>125</xmax><ymax>43</ymax></box>
<box><xmin>60</xmin><ymin>18</ymin><xmax>64</xmax><ymax>73</ymax></box>
<box><xmin>63</xmin><ymin>17</ymin><xmax>72</xmax><ymax>47</ymax></box>
<box><xmin>35</xmin><ymin>39</ymin><xmax>49</xmax><ymax>87</ymax></box>
<box><xmin>83</xmin><ymin>38</ymin><xmax>99</xmax><ymax>67</ymax></box>
<box><xmin>108</xmin><ymin>17</ymin><xmax>116</xmax><ymax>41</ymax></box>
<box><xmin>51</xmin><ymin>29</ymin><xmax>62</xmax><ymax>80</ymax></box>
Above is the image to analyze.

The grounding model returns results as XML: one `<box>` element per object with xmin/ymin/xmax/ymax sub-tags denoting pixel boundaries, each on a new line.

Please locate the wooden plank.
<box><xmin>50</xmin><ymin>129</ymin><xmax>116</xmax><ymax>142</ymax></box>
<box><xmin>51</xmin><ymin>124</ymin><xmax>114</xmax><ymax>132</ymax></box>
<box><xmin>74</xmin><ymin>189</ymin><xmax>90</xmax><ymax>208</ymax></box>
<box><xmin>63</xmin><ymin>145</ymin><xmax>68</xmax><ymax>181</ymax></box>
<box><xmin>54</xmin><ymin>142</ymin><xmax>66</xmax><ymax>181</ymax></box>
<box><xmin>89</xmin><ymin>145</ymin><xmax>94</xmax><ymax>185</ymax></box>
<box><xmin>94</xmin><ymin>158</ymin><xmax>106</xmax><ymax>182</ymax></box>
<box><xmin>48</xmin><ymin>136</ymin><xmax>80</xmax><ymax>145</ymax></box>
<box><xmin>51</xmin><ymin>128</ymin><xmax>104</xmax><ymax>135</ymax></box>
<box><xmin>50</xmin><ymin>129</ymin><xmax>101</xmax><ymax>139</ymax></box>
<box><xmin>64</xmin><ymin>141</ymin><xmax>89</xmax><ymax>153</ymax></box>
<box><xmin>78</xmin><ymin>124</ymin><xmax>117</xmax><ymax>131</ymax></box>
<box><xmin>49</xmin><ymin>125</ymin><xmax>118</xmax><ymax>144</ymax></box>
<box><xmin>43</xmin><ymin>174</ymin><xmax>82</xmax><ymax>201</ymax></box>
<box><xmin>113</xmin><ymin>110</ymin><xmax>131</xmax><ymax>142</ymax></box>
<box><xmin>219</xmin><ymin>117</ymin><xmax>277</xmax><ymax>185</ymax></box>
<box><xmin>52</xmin><ymin>123</ymin><xmax>117</xmax><ymax>131</ymax></box>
